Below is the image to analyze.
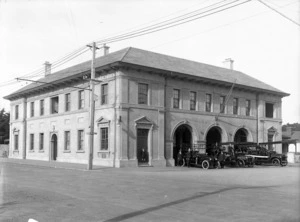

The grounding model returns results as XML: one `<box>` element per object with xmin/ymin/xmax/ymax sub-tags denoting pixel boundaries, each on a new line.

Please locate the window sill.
<box><xmin>38</xmin><ymin>150</ymin><xmax>44</xmax><ymax>153</ymax></box>
<box><xmin>13</xmin><ymin>150</ymin><xmax>19</xmax><ymax>154</ymax></box>
<box><xmin>63</xmin><ymin>150</ymin><xmax>71</xmax><ymax>153</ymax></box>
<box><xmin>29</xmin><ymin>150</ymin><xmax>34</xmax><ymax>153</ymax></box>
<box><xmin>76</xmin><ymin>150</ymin><xmax>85</xmax><ymax>153</ymax></box>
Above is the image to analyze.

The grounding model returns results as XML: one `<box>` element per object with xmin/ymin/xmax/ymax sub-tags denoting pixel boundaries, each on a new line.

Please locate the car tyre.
<box><xmin>237</xmin><ymin>159</ymin><xmax>245</xmax><ymax>167</ymax></box>
<box><xmin>272</xmin><ymin>158</ymin><xmax>280</xmax><ymax>166</ymax></box>
<box><xmin>202</xmin><ymin>160</ymin><xmax>210</xmax><ymax>170</ymax></box>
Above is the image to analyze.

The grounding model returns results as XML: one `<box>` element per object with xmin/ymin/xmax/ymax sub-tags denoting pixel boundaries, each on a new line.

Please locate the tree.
<box><xmin>0</xmin><ymin>108</ymin><xmax>10</xmax><ymax>144</ymax></box>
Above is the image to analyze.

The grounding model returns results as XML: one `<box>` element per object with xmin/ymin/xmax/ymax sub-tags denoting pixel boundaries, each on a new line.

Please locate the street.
<box><xmin>1</xmin><ymin>160</ymin><xmax>299</xmax><ymax>222</ymax></box>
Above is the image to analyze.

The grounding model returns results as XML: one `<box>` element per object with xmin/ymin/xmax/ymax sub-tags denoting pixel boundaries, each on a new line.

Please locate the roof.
<box><xmin>4</xmin><ymin>47</ymin><xmax>289</xmax><ymax>100</ymax></box>
<box><xmin>291</xmin><ymin>131</ymin><xmax>300</xmax><ymax>141</ymax></box>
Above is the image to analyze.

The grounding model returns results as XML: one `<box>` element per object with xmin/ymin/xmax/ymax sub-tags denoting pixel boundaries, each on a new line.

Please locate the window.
<box><xmin>78</xmin><ymin>130</ymin><xmax>84</xmax><ymax>151</ymax></box>
<box><xmin>233</xmin><ymin>98</ymin><xmax>239</xmax><ymax>115</ymax></box>
<box><xmin>268</xmin><ymin>133</ymin><xmax>274</xmax><ymax>150</ymax></box>
<box><xmin>173</xmin><ymin>89</ymin><xmax>180</xmax><ymax>109</ymax></box>
<box><xmin>266</xmin><ymin>103</ymin><xmax>274</xmax><ymax>118</ymax></box>
<box><xmin>220</xmin><ymin>96</ymin><xmax>225</xmax><ymax>113</ymax></box>
<box><xmin>30</xmin><ymin>134</ymin><xmax>34</xmax><ymax>151</ymax></box>
<box><xmin>40</xmin><ymin>100</ymin><xmax>44</xmax><ymax>116</ymax></box>
<box><xmin>138</xmin><ymin>83</ymin><xmax>148</xmax><ymax>105</ymax></box>
<box><xmin>51</xmin><ymin>97</ymin><xmax>59</xmax><ymax>114</ymax></box>
<box><xmin>101</xmin><ymin>84</ymin><xmax>108</xmax><ymax>105</ymax></box>
<box><xmin>30</xmin><ymin>102</ymin><xmax>34</xmax><ymax>117</ymax></box>
<box><xmin>39</xmin><ymin>133</ymin><xmax>44</xmax><ymax>150</ymax></box>
<box><xmin>64</xmin><ymin>131</ymin><xmax>70</xmax><ymax>151</ymax></box>
<box><xmin>205</xmin><ymin>94</ymin><xmax>212</xmax><ymax>112</ymax></box>
<box><xmin>14</xmin><ymin>134</ymin><xmax>19</xmax><ymax>150</ymax></box>
<box><xmin>100</xmin><ymin>128</ymin><xmax>108</xmax><ymax>150</ymax></box>
<box><xmin>78</xmin><ymin>90</ymin><xmax>84</xmax><ymax>109</ymax></box>
<box><xmin>65</xmin><ymin>93</ymin><xmax>71</xmax><ymax>112</ymax></box>
<box><xmin>190</xmin><ymin>91</ymin><xmax>196</xmax><ymax>111</ymax></box>
<box><xmin>15</xmin><ymin>105</ymin><xmax>19</xmax><ymax>120</ymax></box>
<box><xmin>246</xmin><ymin>100</ymin><xmax>251</xmax><ymax>116</ymax></box>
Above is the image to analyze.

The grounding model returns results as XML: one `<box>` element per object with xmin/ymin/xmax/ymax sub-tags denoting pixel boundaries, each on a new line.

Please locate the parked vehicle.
<box><xmin>178</xmin><ymin>145</ymin><xmax>218</xmax><ymax>169</ymax></box>
<box><xmin>245</xmin><ymin>145</ymin><xmax>288</xmax><ymax>166</ymax></box>
<box><xmin>223</xmin><ymin>146</ymin><xmax>254</xmax><ymax>168</ymax></box>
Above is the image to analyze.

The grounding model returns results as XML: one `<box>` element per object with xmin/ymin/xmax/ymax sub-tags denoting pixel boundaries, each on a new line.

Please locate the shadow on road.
<box><xmin>104</xmin><ymin>185</ymin><xmax>277</xmax><ymax>222</ymax></box>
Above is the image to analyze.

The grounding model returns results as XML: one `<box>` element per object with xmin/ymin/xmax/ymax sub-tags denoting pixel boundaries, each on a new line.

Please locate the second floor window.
<box><xmin>30</xmin><ymin>102</ymin><xmax>34</xmax><ymax>117</ymax></box>
<box><xmin>101</xmin><ymin>84</ymin><xmax>108</xmax><ymax>105</ymax></box>
<box><xmin>39</xmin><ymin>133</ymin><xmax>44</xmax><ymax>150</ymax></box>
<box><xmin>206</xmin><ymin>94</ymin><xmax>212</xmax><ymax>112</ymax></box>
<box><xmin>51</xmin><ymin>97</ymin><xmax>59</xmax><ymax>114</ymax></box>
<box><xmin>100</xmin><ymin>128</ymin><xmax>109</xmax><ymax>150</ymax></box>
<box><xmin>246</xmin><ymin>100</ymin><xmax>251</xmax><ymax>116</ymax></box>
<box><xmin>78</xmin><ymin>130</ymin><xmax>84</xmax><ymax>151</ymax></box>
<box><xmin>173</xmin><ymin>89</ymin><xmax>180</xmax><ymax>109</ymax></box>
<box><xmin>30</xmin><ymin>134</ymin><xmax>34</xmax><ymax>151</ymax></box>
<box><xmin>233</xmin><ymin>98</ymin><xmax>239</xmax><ymax>115</ymax></box>
<box><xmin>220</xmin><ymin>96</ymin><xmax>225</xmax><ymax>113</ymax></box>
<box><xmin>40</xmin><ymin>100</ymin><xmax>44</xmax><ymax>116</ymax></box>
<box><xmin>65</xmin><ymin>93</ymin><xmax>71</xmax><ymax>112</ymax></box>
<box><xmin>190</xmin><ymin>91</ymin><xmax>196</xmax><ymax>111</ymax></box>
<box><xmin>65</xmin><ymin>131</ymin><xmax>70</xmax><ymax>151</ymax></box>
<box><xmin>266</xmin><ymin>103</ymin><xmax>274</xmax><ymax>118</ymax></box>
<box><xmin>138</xmin><ymin>83</ymin><xmax>148</xmax><ymax>105</ymax></box>
<box><xmin>78</xmin><ymin>90</ymin><xmax>84</xmax><ymax>109</ymax></box>
<box><xmin>15</xmin><ymin>105</ymin><xmax>19</xmax><ymax>120</ymax></box>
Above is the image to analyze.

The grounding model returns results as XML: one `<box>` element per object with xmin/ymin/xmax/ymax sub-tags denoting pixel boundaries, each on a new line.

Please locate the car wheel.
<box><xmin>237</xmin><ymin>159</ymin><xmax>245</xmax><ymax>167</ymax></box>
<box><xmin>272</xmin><ymin>158</ymin><xmax>280</xmax><ymax>166</ymax></box>
<box><xmin>202</xmin><ymin>160</ymin><xmax>210</xmax><ymax>170</ymax></box>
<box><xmin>281</xmin><ymin>161</ymin><xmax>287</xmax><ymax>167</ymax></box>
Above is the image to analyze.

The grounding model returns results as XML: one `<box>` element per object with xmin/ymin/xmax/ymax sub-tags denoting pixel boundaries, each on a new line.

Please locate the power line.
<box><xmin>257</xmin><ymin>0</ymin><xmax>300</xmax><ymax>27</ymax></box>
<box><xmin>93</xmin><ymin>0</ymin><xmax>229</xmax><ymax>43</ymax></box>
<box><xmin>95</xmin><ymin>0</ymin><xmax>250</xmax><ymax>45</ymax></box>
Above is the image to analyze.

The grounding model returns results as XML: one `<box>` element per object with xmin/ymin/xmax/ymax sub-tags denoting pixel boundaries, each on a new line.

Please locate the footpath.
<box><xmin>1</xmin><ymin>157</ymin><xmax>299</xmax><ymax>171</ymax></box>
<box><xmin>0</xmin><ymin>157</ymin><xmax>111</xmax><ymax>171</ymax></box>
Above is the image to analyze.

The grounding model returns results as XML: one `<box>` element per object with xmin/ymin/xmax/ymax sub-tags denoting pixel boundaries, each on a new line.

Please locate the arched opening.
<box><xmin>206</xmin><ymin>126</ymin><xmax>222</xmax><ymax>150</ymax></box>
<box><xmin>173</xmin><ymin>124</ymin><xmax>192</xmax><ymax>166</ymax></box>
<box><xmin>234</xmin><ymin>128</ymin><xmax>248</xmax><ymax>143</ymax></box>
<box><xmin>51</xmin><ymin>134</ymin><xmax>58</xmax><ymax>161</ymax></box>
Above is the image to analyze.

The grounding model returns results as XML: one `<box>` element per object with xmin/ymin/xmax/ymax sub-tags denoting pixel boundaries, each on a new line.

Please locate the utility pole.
<box><xmin>88</xmin><ymin>42</ymin><xmax>97</xmax><ymax>170</ymax></box>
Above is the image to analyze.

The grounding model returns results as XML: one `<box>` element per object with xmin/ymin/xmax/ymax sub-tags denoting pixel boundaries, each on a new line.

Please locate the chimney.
<box><xmin>44</xmin><ymin>61</ymin><xmax>52</xmax><ymax>76</ymax></box>
<box><xmin>99</xmin><ymin>44</ymin><xmax>110</xmax><ymax>56</ymax></box>
<box><xmin>223</xmin><ymin>58</ymin><xmax>234</xmax><ymax>70</ymax></box>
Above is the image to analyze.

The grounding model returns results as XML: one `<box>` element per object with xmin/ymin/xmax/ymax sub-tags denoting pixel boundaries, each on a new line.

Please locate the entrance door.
<box><xmin>173</xmin><ymin>125</ymin><xmax>192</xmax><ymax>166</ymax></box>
<box><xmin>137</xmin><ymin>129</ymin><xmax>149</xmax><ymax>165</ymax></box>
<box><xmin>51</xmin><ymin>134</ymin><xmax>58</xmax><ymax>161</ymax></box>
<box><xmin>206</xmin><ymin>127</ymin><xmax>222</xmax><ymax>155</ymax></box>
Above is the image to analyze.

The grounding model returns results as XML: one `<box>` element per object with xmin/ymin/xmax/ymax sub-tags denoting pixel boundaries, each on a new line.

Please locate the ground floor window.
<box><xmin>64</xmin><ymin>131</ymin><xmax>70</xmax><ymax>151</ymax></box>
<box><xmin>30</xmin><ymin>134</ymin><xmax>34</xmax><ymax>151</ymax></box>
<box><xmin>39</xmin><ymin>133</ymin><xmax>44</xmax><ymax>150</ymax></box>
<box><xmin>100</xmin><ymin>128</ymin><xmax>108</xmax><ymax>150</ymax></box>
<box><xmin>14</xmin><ymin>134</ymin><xmax>19</xmax><ymax>150</ymax></box>
<box><xmin>78</xmin><ymin>130</ymin><xmax>84</xmax><ymax>151</ymax></box>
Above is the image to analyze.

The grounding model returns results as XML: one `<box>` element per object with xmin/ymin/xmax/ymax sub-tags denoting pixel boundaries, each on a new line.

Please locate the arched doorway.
<box><xmin>234</xmin><ymin>128</ymin><xmax>248</xmax><ymax>143</ymax></box>
<box><xmin>173</xmin><ymin>124</ymin><xmax>192</xmax><ymax>166</ymax></box>
<box><xmin>206</xmin><ymin>126</ymin><xmax>222</xmax><ymax>151</ymax></box>
<box><xmin>51</xmin><ymin>134</ymin><xmax>58</xmax><ymax>161</ymax></box>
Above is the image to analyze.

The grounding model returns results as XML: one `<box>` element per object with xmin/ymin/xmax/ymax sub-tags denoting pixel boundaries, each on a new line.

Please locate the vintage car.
<box><xmin>178</xmin><ymin>147</ymin><xmax>218</xmax><ymax>169</ymax></box>
<box><xmin>245</xmin><ymin>145</ymin><xmax>288</xmax><ymax>166</ymax></box>
<box><xmin>223</xmin><ymin>147</ymin><xmax>254</xmax><ymax>167</ymax></box>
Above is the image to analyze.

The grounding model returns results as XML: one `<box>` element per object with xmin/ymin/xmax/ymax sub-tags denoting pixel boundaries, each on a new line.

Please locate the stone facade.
<box><xmin>5</xmin><ymin>47</ymin><xmax>288</xmax><ymax>167</ymax></box>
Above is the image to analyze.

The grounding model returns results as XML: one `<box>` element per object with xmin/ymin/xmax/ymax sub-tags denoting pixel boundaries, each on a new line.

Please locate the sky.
<box><xmin>0</xmin><ymin>0</ymin><xmax>299</xmax><ymax>124</ymax></box>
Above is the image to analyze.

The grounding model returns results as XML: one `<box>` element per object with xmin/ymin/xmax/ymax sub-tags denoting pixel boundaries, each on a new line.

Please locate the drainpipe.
<box><xmin>164</xmin><ymin>76</ymin><xmax>167</xmax><ymax>160</ymax></box>
<box><xmin>256</xmin><ymin>93</ymin><xmax>259</xmax><ymax>144</ymax></box>
<box><xmin>113</xmin><ymin>71</ymin><xmax>117</xmax><ymax>168</ymax></box>
<box><xmin>22</xmin><ymin>98</ymin><xmax>27</xmax><ymax>159</ymax></box>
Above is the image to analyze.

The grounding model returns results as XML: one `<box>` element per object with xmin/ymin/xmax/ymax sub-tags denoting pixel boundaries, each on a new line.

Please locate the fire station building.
<box><xmin>4</xmin><ymin>47</ymin><xmax>289</xmax><ymax>167</ymax></box>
